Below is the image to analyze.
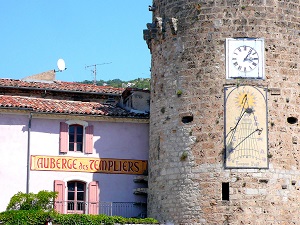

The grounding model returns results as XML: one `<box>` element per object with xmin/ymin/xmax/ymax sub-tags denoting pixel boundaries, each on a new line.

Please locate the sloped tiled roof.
<box><xmin>0</xmin><ymin>79</ymin><xmax>124</xmax><ymax>95</ymax></box>
<box><xmin>0</xmin><ymin>95</ymin><xmax>149</xmax><ymax>118</ymax></box>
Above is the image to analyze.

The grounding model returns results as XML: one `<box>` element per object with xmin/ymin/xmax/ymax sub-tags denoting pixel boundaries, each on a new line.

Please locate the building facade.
<box><xmin>145</xmin><ymin>0</ymin><xmax>300</xmax><ymax>224</ymax></box>
<box><xmin>0</xmin><ymin>79</ymin><xmax>149</xmax><ymax>217</ymax></box>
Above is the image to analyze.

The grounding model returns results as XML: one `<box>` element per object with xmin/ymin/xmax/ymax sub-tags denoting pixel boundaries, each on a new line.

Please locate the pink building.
<box><xmin>0</xmin><ymin>77</ymin><xmax>149</xmax><ymax>217</ymax></box>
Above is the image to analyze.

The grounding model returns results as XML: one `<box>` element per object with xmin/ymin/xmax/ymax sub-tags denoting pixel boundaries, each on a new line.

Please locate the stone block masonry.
<box><xmin>146</xmin><ymin>0</ymin><xmax>300</xmax><ymax>224</ymax></box>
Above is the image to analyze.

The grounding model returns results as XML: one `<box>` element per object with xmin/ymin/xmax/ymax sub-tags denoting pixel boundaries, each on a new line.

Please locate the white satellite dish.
<box><xmin>57</xmin><ymin>58</ymin><xmax>66</xmax><ymax>71</ymax></box>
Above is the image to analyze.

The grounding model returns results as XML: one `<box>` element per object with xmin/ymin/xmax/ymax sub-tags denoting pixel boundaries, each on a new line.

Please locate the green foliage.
<box><xmin>180</xmin><ymin>151</ymin><xmax>188</xmax><ymax>161</ymax></box>
<box><xmin>106</xmin><ymin>79</ymin><xmax>123</xmax><ymax>87</ymax></box>
<box><xmin>79</xmin><ymin>78</ymin><xmax>151</xmax><ymax>89</ymax></box>
<box><xmin>130</xmin><ymin>78</ymin><xmax>150</xmax><ymax>90</ymax></box>
<box><xmin>176</xmin><ymin>90</ymin><xmax>183</xmax><ymax>96</ymax></box>
<box><xmin>0</xmin><ymin>210</ymin><xmax>159</xmax><ymax>225</ymax></box>
<box><xmin>6</xmin><ymin>191</ymin><xmax>57</xmax><ymax>211</ymax></box>
<box><xmin>0</xmin><ymin>210</ymin><xmax>50</xmax><ymax>225</ymax></box>
<box><xmin>3</xmin><ymin>191</ymin><xmax>158</xmax><ymax>224</ymax></box>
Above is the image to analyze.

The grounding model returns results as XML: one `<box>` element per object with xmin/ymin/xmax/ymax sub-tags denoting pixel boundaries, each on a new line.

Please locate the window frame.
<box><xmin>67</xmin><ymin>180</ymin><xmax>86</xmax><ymax>214</ymax></box>
<box><xmin>54</xmin><ymin>180</ymin><xmax>99</xmax><ymax>215</ymax></box>
<box><xmin>69</xmin><ymin>124</ymin><xmax>84</xmax><ymax>152</ymax></box>
<box><xmin>59</xmin><ymin>120</ymin><xmax>93</xmax><ymax>154</ymax></box>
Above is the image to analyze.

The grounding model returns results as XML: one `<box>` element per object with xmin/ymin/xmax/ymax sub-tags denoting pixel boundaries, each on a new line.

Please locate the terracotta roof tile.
<box><xmin>0</xmin><ymin>95</ymin><xmax>148</xmax><ymax>118</ymax></box>
<box><xmin>0</xmin><ymin>79</ymin><xmax>124</xmax><ymax>95</ymax></box>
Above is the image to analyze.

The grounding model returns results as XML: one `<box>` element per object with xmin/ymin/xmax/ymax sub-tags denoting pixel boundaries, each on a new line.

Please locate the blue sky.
<box><xmin>0</xmin><ymin>1</ymin><xmax>152</xmax><ymax>82</ymax></box>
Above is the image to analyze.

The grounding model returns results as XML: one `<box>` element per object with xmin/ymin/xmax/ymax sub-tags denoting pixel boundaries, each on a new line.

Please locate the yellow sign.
<box><xmin>31</xmin><ymin>155</ymin><xmax>148</xmax><ymax>175</ymax></box>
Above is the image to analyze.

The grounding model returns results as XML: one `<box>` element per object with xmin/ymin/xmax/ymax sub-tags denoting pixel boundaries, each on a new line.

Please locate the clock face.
<box><xmin>224</xmin><ymin>85</ymin><xmax>268</xmax><ymax>169</ymax></box>
<box><xmin>226</xmin><ymin>38</ymin><xmax>265</xmax><ymax>79</ymax></box>
<box><xmin>232</xmin><ymin>46</ymin><xmax>259</xmax><ymax>72</ymax></box>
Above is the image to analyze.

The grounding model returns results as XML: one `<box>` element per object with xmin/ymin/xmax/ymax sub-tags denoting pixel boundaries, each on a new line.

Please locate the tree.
<box><xmin>6</xmin><ymin>191</ymin><xmax>57</xmax><ymax>211</ymax></box>
<box><xmin>79</xmin><ymin>78</ymin><xmax>151</xmax><ymax>89</ymax></box>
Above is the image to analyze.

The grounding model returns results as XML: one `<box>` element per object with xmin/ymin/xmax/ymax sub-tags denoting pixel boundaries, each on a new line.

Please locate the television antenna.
<box><xmin>85</xmin><ymin>62</ymin><xmax>112</xmax><ymax>84</ymax></box>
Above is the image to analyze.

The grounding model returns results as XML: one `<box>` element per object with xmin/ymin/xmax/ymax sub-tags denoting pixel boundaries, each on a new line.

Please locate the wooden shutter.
<box><xmin>88</xmin><ymin>181</ymin><xmax>99</xmax><ymax>215</ymax></box>
<box><xmin>59</xmin><ymin>122</ymin><xmax>68</xmax><ymax>153</ymax></box>
<box><xmin>54</xmin><ymin>180</ymin><xmax>65</xmax><ymax>214</ymax></box>
<box><xmin>85</xmin><ymin>125</ymin><xmax>94</xmax><ymax>154</ymax></box>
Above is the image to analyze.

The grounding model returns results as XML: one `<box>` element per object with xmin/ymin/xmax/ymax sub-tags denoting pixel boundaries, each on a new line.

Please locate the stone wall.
<box><xmin>147</xmin><ymin>0</ymin><xmax>300</xmax><ymax>224</ymax></box>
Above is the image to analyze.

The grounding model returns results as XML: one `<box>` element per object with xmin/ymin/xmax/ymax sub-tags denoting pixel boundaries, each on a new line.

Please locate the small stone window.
<box><xmin>287</xmin><ymin>116</ymin><xmax>298</xmax><ymax>124</ymax></box>
<box><xmin>182</xmin><ymin>115</ymin><xmax>193</xmax><ymax>124</ymax></box>
<box><xmin>222</xmin><ymin>182</ymin><xmax>229</xmax><ymax>201</ymax></box>
<box><xmin>180</xmin><ymin>113</ymin><xmax>194</xmax><ymax>124</ymax></box>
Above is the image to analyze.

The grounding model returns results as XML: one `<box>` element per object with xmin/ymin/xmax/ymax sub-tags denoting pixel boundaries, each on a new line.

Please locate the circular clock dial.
<box><xmin>232</xmin><ymin>46</ymin><xmax>259</xmax><ymax>72</ymax></box>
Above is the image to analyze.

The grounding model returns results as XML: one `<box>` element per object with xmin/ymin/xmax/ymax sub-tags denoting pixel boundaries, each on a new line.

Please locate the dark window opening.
<box><xmin>106</xmin><ymin>96</ymin><xmax>116</xmax><ymax>104</ymax></box>
<box><xmin>67</xmin><ymin>181</ymin><xmax>86</xmax><ymax>213</ymax></box>
<box><xmin>222</xmin><ymin>182</ymin><xmax>229</xmax><ymax>201</ymax></box>
<box><xmin>287</xmin><ymin>117</ymin><xmax>298</xmax><ymax>124</ymax></box>
<box><xmin>73</xmin><ymin>96</ymin><xmax>90</xmax><ymax>102</ymax></box>
<box><xmin>182</xmin><ymin>115</ymin><xmax>193</xmax><ymax>124</ymax></box>
<box><xmin>69</xmin><ymin>124</ymin><xmax>83</xmax><ymax>152</ymax></box>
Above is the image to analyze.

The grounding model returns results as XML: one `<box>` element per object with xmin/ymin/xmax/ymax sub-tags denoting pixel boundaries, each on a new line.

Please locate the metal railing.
<box><xmin>100</xmin><ymin>202</ymin><xmax>146</xmax><ymax>218</ymax></box>
<box><xmin>54</xmin><ymin>201</ymin><xmax>147</xmax><ymax>218</ymax></box>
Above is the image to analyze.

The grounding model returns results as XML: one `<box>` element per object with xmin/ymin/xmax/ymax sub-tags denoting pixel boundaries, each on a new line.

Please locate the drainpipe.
<box><xmin>26</xmin><ymin>112</ymin><xmax>32</xmax><ymax>194</ymax></box>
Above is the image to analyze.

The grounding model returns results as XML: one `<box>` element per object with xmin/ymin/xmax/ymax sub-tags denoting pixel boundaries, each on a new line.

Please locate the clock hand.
<box><xmin>243</xmin><ymin>49</ymin><xmax>252</xmax><ymax>61</ymax></box>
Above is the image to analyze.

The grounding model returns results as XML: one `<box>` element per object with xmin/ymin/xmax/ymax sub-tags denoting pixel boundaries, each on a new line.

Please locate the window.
<box><xmin>54</xmin><ymin>180</ymin><xmax>99</xmax><ymax>215</ymax></box>
<box><xmin>222</xmin><ymin>182</ymin><xmax>230</xmax><ymax>201</ymax></box>
<box><xmin>69</xmin><ymin>125</ymin><xmax>83</xmax><ymax>152</ymax></box>
<box><xmin>67</xmin><ymin>181</ymin><xmax>86</xmax><ymax>213</ymax></box>
<box><xmin>59</xmin><ymin>121</ymin><xmax>94</xmax><ymax>154</ymax></box>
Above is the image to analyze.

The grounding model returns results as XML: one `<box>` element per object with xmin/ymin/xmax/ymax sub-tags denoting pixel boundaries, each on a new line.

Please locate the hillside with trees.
<box><xmin>80</xmin><ymin>78</ymin><xmax>150</xmax><ymax>89</ymax></box>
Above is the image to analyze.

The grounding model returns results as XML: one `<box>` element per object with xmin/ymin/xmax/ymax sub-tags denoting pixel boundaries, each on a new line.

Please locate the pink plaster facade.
<box><xmin>0</xmin><ymin>112</ymin><xmax>149</xmax><ymax>216</ymax></box>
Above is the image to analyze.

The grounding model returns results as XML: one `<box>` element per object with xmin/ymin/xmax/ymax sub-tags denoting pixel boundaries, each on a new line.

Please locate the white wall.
<box><xmin>0</xmin><ymin>114</ymin><xmax>29</xmax><ymax>212</ymax></box>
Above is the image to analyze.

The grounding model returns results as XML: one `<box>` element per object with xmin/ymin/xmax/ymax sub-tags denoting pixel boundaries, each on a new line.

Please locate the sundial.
<box><xmin>224</xmin><ymin>85</ymin><xmax>268</xmax><ymax>168</ymax></box>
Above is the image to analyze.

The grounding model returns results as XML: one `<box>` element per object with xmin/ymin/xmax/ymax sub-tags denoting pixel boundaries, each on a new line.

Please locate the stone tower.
<box><xmin>144</xmin><ymin>0</ymin><xmax>300</xmax><ymax>224</ymax></box>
